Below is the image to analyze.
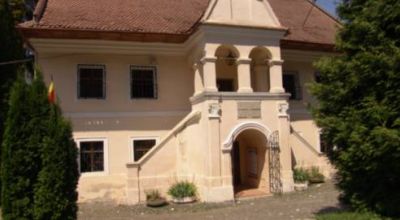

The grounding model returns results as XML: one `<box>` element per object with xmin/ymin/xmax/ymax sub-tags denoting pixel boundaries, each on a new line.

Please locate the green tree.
<box><xmin>1</xmin><ymin>72</ymin><xmax>49</xmax><ymax>219</ymax></box>
<box><xmin>310</xmin><ymin>0</ymin><xmax>400</xmax><ymax>217</ymax></box>
<box><xmin>33</xmin><ymin>90</ymin><xmax>79</xmax><ymax>220</ymax></box>
<box><xmin>1</xmin><ymin>0</ymin><xmax>38</xmax><ymax>143</ymax></box>
<box><xmin>0</xmin><ymin>0</ymin><xmax>24</xmax><ymax>155</ymax></box>
<box><xmin>1</xmin><ymin>70</ymin><xmax>79</xmax><ymax>219</ymax></box>
<box><xmin>9</xmin><ymin>0</ymin><xmax>38</xmax><ymax>22</ymax></box>
<box><xmin>0</xmin><ymin>0</ymin><xmax>26</xmax><ymax>204</ymax></box>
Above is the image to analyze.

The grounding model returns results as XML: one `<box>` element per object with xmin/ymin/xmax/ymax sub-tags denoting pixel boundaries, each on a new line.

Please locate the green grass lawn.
<box><xmin>316</xmin><ymin>212</ymin><xmax>388</xmax><ymax>220</ymax></box>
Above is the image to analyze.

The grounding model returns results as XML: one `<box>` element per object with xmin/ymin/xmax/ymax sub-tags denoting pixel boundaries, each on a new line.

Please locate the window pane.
<box><xmin>131</xmin><ymin>67</ymin><xmax>156</xmax><ymax>98</ymax></box>
<box><xmin>79</xmin><ymin>66</ymin><xmax>105</xmax><ymax>99</ymax></box>
<box><xmin>283</xmin><ymin>74</ymin><xmax>298</xmax><ymax>100</ymax></box>
<box><xmin>133</xmin><ymin>139</ymin><xmax>156</xmax><ymax>161</ymax></box>
<box><xmin>80</xmin><ymin>141</ymin><xmax>104</xmax><ymax>173</ymax></box>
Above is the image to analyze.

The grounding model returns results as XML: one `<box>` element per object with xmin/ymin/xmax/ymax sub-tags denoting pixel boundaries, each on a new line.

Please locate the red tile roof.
<box><xmin>268</xmin><ymin>0</ymin><xmax>340</xmax><ymax>46</ymax></box>
<box><xmin>19</xmin><ymin>0</ymin><xmax>339</xmax><ymax>49</ymax></box>
<box><xmin>21</xmin><ymin>0</ymin><xmax>210</xmax><ymax>34</ymax></box>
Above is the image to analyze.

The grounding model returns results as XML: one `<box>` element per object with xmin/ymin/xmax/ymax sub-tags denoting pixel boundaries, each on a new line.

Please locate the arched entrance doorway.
<box><xmin>231</xmin><ymin>129</ymin><xmax>270</xmax><ymax>197</ymax></box>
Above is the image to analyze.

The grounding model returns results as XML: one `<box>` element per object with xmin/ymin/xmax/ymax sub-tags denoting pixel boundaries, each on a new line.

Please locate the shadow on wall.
<box><xmin>291</xmin><ymin>148</ymin><xmax>297</xmax><ymax>168</ymax></box>
<box><xmin>290</xmin><ymin>113</ymin><xmax>314</xmax><ymax>122</ymax></box>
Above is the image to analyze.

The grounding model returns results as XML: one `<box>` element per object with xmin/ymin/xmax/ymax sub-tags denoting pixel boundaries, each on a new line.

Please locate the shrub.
<box><xmin>33</xmin><ymin>104</ymin><xmax>79</xmax><ymax>220</ymax></box>
<box><xmin>1</xmin><ymin>73</ymin><xmax>50</xmax><ymax>219</ymax></box>
<box><xmin>168</xmin><ymin>181</ymin><xmax>197</xmax><ymax>199</ymax></box>
<box><xmin>293</xmin><ymin>168</ymin><xmax>309</xmax><ymax>183</ymax></box>
<box><xmin>1</xmin><ymin>70</ymin><xmax>79</xmax><ymax>220</ymax></box>
<box><xmin>309</xmin><ymin>0</ymin><xmax>400</xmax><ymax>217</ymax></box>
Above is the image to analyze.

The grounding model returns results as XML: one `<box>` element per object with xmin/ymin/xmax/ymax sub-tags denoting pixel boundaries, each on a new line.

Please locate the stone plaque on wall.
<box><xmin>238</xmin><ymin>101</ymin><xmax>261</xmax><ymax>119</ymax></box>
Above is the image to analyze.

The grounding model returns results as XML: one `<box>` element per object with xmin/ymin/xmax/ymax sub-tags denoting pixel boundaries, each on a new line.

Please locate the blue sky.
<box><xmin>316</xmin><ymin>0</ymin><xmax>340</xmax><ymax>16</ymax></box>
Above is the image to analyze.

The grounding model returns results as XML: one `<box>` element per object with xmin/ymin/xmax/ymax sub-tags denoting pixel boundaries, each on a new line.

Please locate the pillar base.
<box><xmin>280</xmin><ymin>170</ymin><xmax>295</xmax><ymax>193</ymax></box>
<box><xmin>270</xmin><ymin>87</ymin><xmax>285</xmax><ymax>93</ymax></box>
<box><xmin>237</xmin><ymin>87</ymin><xmax>253</xmax><ymax>93</ymax></box>
<box><xmin>204</xmin><ymin>87</ymin><xmax>218</xmax><ymax>92</ymax></box>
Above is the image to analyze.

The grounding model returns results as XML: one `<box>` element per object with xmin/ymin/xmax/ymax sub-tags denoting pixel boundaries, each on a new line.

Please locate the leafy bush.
<box><xmin>310</xmin><ymin>0</ymin><xmax>400</xmax><ymax>217</ymax></box>
<box><xmin>168</xmin><ymin>181</ymin><xmax>197</xmax><ymax>199</ymax></box>
<box><xmin>308</xmin><ymin>167</ymin><xmax>325</xmax><ymax>184</ymax></box>
<box><xmin>293</xmin><ymin>168</ymin><xmax>309</xmax><ymax>183</ymax></box>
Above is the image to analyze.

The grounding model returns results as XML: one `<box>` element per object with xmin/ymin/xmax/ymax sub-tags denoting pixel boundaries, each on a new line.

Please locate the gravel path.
<box><xmin>79</xmin><ymin>181</ymin><xmax>345</xmax><ymax>220</ymax></box>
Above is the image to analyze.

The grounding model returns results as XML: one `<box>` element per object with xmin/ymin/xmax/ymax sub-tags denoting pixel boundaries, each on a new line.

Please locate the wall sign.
<box><xmin>238</xmin><ymin>101</ymin><xmax>261</xmax><ymax>119</ymax></box>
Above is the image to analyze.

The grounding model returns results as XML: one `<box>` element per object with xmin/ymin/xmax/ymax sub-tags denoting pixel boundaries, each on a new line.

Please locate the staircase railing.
<box><xmin>290</xmin><ymin>125</ymin><xmax>323</xmax><ymax>157</ymax></box>
<box><xmin>127</xmin><ymin>110</ymin><xmax>201</xmax><ymax>168</ymax></box>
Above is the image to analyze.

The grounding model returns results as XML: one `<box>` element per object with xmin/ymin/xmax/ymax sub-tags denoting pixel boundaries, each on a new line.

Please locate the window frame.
<box><xmin>130</xmin><ymin>137</ymin><xmax>159</xmax><ymax>163</ymax></box>
<box><xmin>283</xmin><ymin>71</ymin><xmax>302</xmax><ymax>100</ymax></box>
<box><xmin>77</xmin><ymin>64</ymin><xmax>106</xmax><ymax>100</ymax></box>
<box><xmin>76</xmin><ymin>138</ymin><xmax>109</xmax><ymax>176</ymax></box>
<box><xmin>130</xmin><ymin>65</ymin><xmax>158</xmax><ymax>100</ymax></box>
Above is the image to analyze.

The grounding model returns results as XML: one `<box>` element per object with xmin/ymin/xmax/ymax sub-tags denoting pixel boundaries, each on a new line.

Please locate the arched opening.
<box><xmin>215</xmin><ymin>45</ymin><xmax>239</xmax><ymax>92</ymax></box>
<box><xmin>249</xmin><ymin>47</ymin><xmax>271</xmax><ymax>92</ymax></box>
<box><xmin>231</xmin><ymin>129</ymin><xmax>270</xmax><ymax>197</ymax></box>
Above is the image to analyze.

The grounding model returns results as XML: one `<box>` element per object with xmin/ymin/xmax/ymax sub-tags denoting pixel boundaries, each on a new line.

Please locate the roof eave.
<box><xmin>281</xmin><ymin>39</ymin><xmax>336</xmax><ymax>52</ymax></box>
<box><xmin>17</xmin><ymin>27</ymin><xmax>191</xmax><ymax>44</ymax></box>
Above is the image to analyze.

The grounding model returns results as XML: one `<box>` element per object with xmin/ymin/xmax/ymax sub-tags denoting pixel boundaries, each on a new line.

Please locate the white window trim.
<box><xmin>77</xmin><ymin>64</ymin><xmax>107</xmax><ymax>100</ymax></box>
<box><xmin>129</xmin><ymin>137</ymin><xmax>160</xmax><ymax>163</ymax></box>
<box><xmin>76</xmin><ymin>138</ymin><xmax>109</xmax><ymax>177</ymax></box>
<box><xmin>129</xmin><ymin>65</ymin><xmax>158</xmax><ymax>100</ymax></box>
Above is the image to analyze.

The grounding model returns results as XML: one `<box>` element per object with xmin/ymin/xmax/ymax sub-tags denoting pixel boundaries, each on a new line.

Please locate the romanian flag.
<box><xmin>48</xmin><ymin>80</ymin><xmax>55</xmax><ymax>104</ymax></box>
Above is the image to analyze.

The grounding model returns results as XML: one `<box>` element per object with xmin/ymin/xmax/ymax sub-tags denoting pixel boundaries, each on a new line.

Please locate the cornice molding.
<box><xmin>190</xmin><ymin>91</ymin><xmax>290</xmax><ymax>105</ymax></box>
<box><xmin>30</xmin><ymin>38</ymin><xmax>188</xmax><ymax>55</ymax></box>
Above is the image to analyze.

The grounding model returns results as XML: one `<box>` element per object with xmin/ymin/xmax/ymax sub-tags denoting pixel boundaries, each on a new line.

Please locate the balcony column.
<box><xmin>237</xmin><ymin>58</ymin><xmax>253</xmax><ymax>93</ymax></box>
<box><xmin>193</xmin><ymin>62</ymin><xmax>204</xmax><ymax>96</ymax></box>
<box><xmin>277</xmin><ymin>102</ymin><xmax>294</xmax><ymax>192</ymax></box>
<box><xmin>269</xmin><ymin>60</ymin><xmax>285</xmax><ymax>93</ymax></box>
<box><xmin>201</xmin><ymin>57</ymin><xmax>218</xmax><ymax>92</ymax></box>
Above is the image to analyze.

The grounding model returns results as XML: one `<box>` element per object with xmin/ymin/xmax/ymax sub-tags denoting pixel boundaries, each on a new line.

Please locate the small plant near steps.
<box><xmin>168</xmin><ymin>181</ymin><xmax>198</xmax><ymax>204</ymax></box>
<box><xmin>293</xmin><ymin>168</ymin><xmax>309</xmax><ymax>191</ymax></box>
<box><xmin>293</xmin><ymin>167</ymin><xmax>325</xmax><ymax>191</ymax></box>
<box><xmin>145</xmin><ymin>190</ymin><xmax>167</xmax><ymax>207</ymax></box>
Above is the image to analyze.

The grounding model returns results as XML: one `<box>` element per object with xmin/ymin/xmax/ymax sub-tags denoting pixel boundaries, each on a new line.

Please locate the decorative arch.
<box><xmin>222</xmin><ymin>121</ymin><xmax>272</xmax><ymax>152</ymax></box>
<box><xmin>249</xmin><ymin>46</ymin><xmax>272</xmax><ymax>61</ymax></box>
<box><xmin>215</xmin><ymin>45</ymin><xmax>240</xmax><ymax>58</ymax></box>
<box><xmin>249</xmin><ymin>46</ymin><xmax>272</xmax><ymax>92</ymax></box>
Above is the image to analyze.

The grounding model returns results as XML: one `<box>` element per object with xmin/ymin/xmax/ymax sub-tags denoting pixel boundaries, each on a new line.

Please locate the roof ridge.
<box><xmin>33</xmin><ymin>0</ymin><xmax>48</xmax><ymax>22</ymax></box>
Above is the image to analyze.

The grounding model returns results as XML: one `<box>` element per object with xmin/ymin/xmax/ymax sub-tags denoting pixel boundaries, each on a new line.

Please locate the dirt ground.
<box><xmin>79</xmin><ymin>181</ymin><xmax>345</xmax><ymax>220</ymax></box>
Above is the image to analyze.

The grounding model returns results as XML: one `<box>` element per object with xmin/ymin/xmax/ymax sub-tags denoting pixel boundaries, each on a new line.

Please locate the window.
<box><xmin>217</xmin><ymin>79</ymin><xmax>234</xmax><ymax>92</ymax></box>
<box><xmin>283</xmin><ymin>72</ymin><xmax>302</xmax><ymax>100</ymax></box>
<box><xmin>314</xmin><ymin>71</ymin><xmax>322</xmax><ymax>83</ymax></box>
<box><xmin>130</xmin><ymin>66</ymin><xmax>157</xmax><ymax>99</ymax></box>
<box><xmin>78</xmin><ymin>65</ymin><xmax>106</xmax><ymax>99</ymax></box>
<box><xmin>133</xmin><ymin>139</ymin><xmax>156</xmax><ymax>162</ymax></box>
<box><xmin>79</xmin><ymin>141</ymin><xmax>105</xmax><ymax>173</ymax></box>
